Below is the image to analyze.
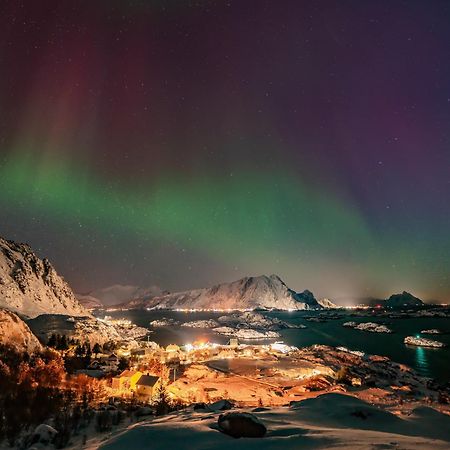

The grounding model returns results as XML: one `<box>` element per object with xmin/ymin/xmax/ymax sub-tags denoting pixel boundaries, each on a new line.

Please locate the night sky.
<box><xmin>0</xmin><ymin>1</ymin><xmax>449</xmax><ymax>302</ymax></box>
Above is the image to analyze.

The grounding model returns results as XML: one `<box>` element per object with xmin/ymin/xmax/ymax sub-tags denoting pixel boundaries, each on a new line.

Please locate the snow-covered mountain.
<box><xmin>76</xmin><ymin>293</ymin><xmax>104</xmax><ymax>310</ymax></box>
<box><xmin>127</xmin><ymin>275</ymin><xmax>322</xmax><ymax>311</ymax></box>
<box><xmin>83</xmin><ymin>284</ymin><xmax>163</xmax><ymax>307</ymax></box>
<box><xmin>317</xmin><ymin>297</ymin><xmax>339</xmax><ymax>308</ymax></box>
<box><xmin>0</xmin><ymin>237</ymin><xmax>88</xmax><ymax>318</ymax></box>
<box><xmin>0</xmin><ymin>308</ymin><xmax>43</xmax><ymax>352</ymax></box>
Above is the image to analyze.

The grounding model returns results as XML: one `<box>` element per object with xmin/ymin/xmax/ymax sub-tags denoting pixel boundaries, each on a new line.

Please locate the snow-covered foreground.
<box><xmin>90</xmin><ymin>394</ymin><xmax>450</xmax><ymax>450</ymax></box>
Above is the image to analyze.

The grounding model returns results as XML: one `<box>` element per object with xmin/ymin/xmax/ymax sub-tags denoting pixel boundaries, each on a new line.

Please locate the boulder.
<box><xmin>208</xmin><ymin>399</ymin><xmax>233</xmax><ymax>411</ymax></box>
<box><xmin>218</xmin><ymin>412</ymin><xmax>267</xmax><ymax>438</ymax></box>
<box><xmin>32</xmin><ymin>424</ymin><xmax>58</xmax><ymax>444</ymax></box>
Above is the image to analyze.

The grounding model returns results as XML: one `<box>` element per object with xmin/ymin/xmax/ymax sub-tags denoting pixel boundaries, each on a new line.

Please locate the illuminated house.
<box><xmin>135</xmin><ymin>375</ymin><xmax>161</xmax><ymax>400</ymax></box>
<box><xmin>112</xmin><ymin>370</ymin><xmax>143</xmax><ymax>392</ymax></box>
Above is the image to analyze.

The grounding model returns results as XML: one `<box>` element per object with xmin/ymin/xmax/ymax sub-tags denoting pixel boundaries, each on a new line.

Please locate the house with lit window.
<box><xmin>135</xmin><ymin>374</ymin><xmax>161</xmax><ymax>400</ymax></box>
<box><xmin>99</xmin><ymin>353</ymin><xmax>120</xmax><ymax>372</ymax></box>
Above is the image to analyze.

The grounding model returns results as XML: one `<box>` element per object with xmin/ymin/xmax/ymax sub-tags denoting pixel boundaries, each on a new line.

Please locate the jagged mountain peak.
<box><xmin>128</xmin><ymin>274</ymin><xmax>322</xmax><ymax>311</ymax></box>
<box><xmin>0</xmin><ymin>237</ymin><xmax>88</xmax><ymax>318</ymax></box>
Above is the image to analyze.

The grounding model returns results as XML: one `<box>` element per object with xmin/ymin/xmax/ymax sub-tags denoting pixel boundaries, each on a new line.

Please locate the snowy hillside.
<box><xmin>0</xmin><ymin>308</ymin><xmax>42</xmax><ymax>352</ymax></box>
<box><xmin>0</xmin><ymin>237</ymin><xmax>88</xmax><ymax>318</ymax></box>
<box><xmin>129</xmin><ymin>275</ymin><xmax>322</xmax><ymax>310</ymax></box>
<box><xmin>27</xmin><ymin>314</ymin><xmax>150</xmax><ymax>346</ymax></box>
<box><xmin>92</xmin><ymin>393</ymin><xmax>450</xmax><ymax>450</ymax></box>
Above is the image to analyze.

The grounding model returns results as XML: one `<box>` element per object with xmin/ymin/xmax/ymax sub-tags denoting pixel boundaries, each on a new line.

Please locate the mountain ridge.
<box><xmin>79</xmin><ymin>284</ymin><xmax>164</xmax><ymax>307</ymax></box>
<box><xmin>362</xmin><ymin>291</ymin><xmax>424</xmax><ymax>309</ymax></box>
<box><xmin>122</xmin><ymin>274</ymin><xmax>323</xmax><ymax>311</ymax></box>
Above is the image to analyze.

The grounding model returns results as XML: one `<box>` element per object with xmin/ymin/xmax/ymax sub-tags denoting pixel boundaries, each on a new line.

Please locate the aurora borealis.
<box><xmin>0</xmin><ymin>1</ymin><xmax>449</xmax><ymax>302</ymax></box>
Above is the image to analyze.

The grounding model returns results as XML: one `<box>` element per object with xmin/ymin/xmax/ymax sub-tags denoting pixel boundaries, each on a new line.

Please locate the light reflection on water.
<box><xmin>414</xmin><ymin>346</ymin><xmax>428</xmax><ymax>373</ymax></box>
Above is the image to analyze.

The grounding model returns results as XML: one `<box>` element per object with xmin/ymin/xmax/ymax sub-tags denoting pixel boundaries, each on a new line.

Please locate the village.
<box><xmin>45</xmin><ymin>320</ymin><xmax>448</xmax><ymax>416</ymax></box>
<box><xmin>71</xmin><ymin>334</ymin><xmax>312</xmax><ymax>407</ymax></box>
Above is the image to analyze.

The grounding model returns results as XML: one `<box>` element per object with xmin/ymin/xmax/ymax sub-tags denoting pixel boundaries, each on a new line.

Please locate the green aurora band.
<box><xmin>0</xmin><ymin>151</ymin><xmax>372</xmax><ymax>253</ymax></box>
<box><xmin>2</xmin><ymin>150</ymin><xmax>447</xmax><ymax>300</ymax></box>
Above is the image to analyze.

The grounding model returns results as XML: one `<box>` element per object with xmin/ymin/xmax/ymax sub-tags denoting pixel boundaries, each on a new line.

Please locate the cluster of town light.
<box><xmin>183</xmin><ymin>341</ymin><xmax>221</xmax><ymax>352</ymax></box>
<box><xmin>171</xmin><ymin>308</ymin><xmax>254</xmax><ymax>312</ymax></box>
<box><xmin>98</xmin><ymin>316</ymin><xmax>133</xmax><ymax>326</ymax></box>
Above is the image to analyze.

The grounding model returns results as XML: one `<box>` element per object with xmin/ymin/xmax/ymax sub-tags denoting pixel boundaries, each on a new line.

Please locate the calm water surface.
<box><xmin>98</xmin><ymin>310</ymin><xmax>450</xmax><ymax>383</ymax></box>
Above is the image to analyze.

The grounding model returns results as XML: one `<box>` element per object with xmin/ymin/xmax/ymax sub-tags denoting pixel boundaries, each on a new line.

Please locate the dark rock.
<box><xmin>351</xmin><ymin>410</ymin><xmax>371</xmax><ymax>420</ymax></box>
<box><xmin>295</xmin><ymin>289</ymin><xmax>322</xmax><ymax>309</ymax></box>
<box><xmin>193</xmin><ymin>402</ymin><xmax>207</xmax><ymax>410</ymax></box>
<box><xmin>208</xmin><ymin>399</ymin><xmax>233</xmax><ymax>411</ymax></box>
<box><xmin>135</xmin><ymin>406</ymin><xmax>153</xmax><ymax>417</ymax></box>
<box><xmin>218</xmin><ymin>412</ymin><xmax>267</xmax><ymax>438</ymax></box>
<box><xmin>386</xmin><ymin>291</ymin><xmax>423</xmax><ymax>309</ymax></box>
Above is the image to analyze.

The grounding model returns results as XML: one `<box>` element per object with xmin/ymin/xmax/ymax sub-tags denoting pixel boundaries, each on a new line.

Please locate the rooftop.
<box><xmin>136</xmin><ymin>375</ymin><xmax>160</xmax><ymax>387</ymax></box>
<box><xmin>119</xmin><ymin>369</ymin><xmax>137</xmax><ymax>378</ymax></box>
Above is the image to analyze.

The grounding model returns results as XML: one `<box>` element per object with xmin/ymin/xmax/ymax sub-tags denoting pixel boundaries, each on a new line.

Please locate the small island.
<box><xmin>342</xmin><ymin>322</ymin><xmax>392</xmax><ymax>333</ymax></box>
<box><xmin>404</xmin><ymin>336</ymin><xmax>446</xmax><ymax>348</ymax></box>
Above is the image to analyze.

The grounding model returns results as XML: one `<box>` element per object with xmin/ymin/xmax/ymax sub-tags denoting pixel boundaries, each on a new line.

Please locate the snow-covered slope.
<box><xmin>317</xmin><ymin>297</ymin><xmax>339</xmax><ymax>308</ymax></box>
<box><xmin>0</xmin><ymin>237</ymin><xmax>88</xmax><ymax>318</ymax></box>
<box><xmin>130</xmin><ymin>275</ymin><xmax>321</xmax><ymax>311</ymax></box>
<box><xmin>0</xmin><ymin>308</ymin><xmax>42</xmax><ymax>352</ymax></box>
<box><xmin>86</xmin><ymin>284</ymin><xmax>163</xmax><ymax>307</ymax></box>
<box><xmin>27</xmin><ymin>314</ymin><xmax>149</xmax><ymax>346</ymax></box>
<box><xmin>94</xmin><ymin>394</ymin><xmax>450</xmax><ymax>450</ymax></box>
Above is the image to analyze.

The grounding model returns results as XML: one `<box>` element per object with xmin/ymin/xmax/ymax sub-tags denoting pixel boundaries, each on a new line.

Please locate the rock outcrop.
<box><xmin>218</xmin><ymin>412</ymin><xmax>267</xmax><ymax>438</ymax></box>
<box><xmin>0</xmin><ymin>308</ymin><xmax>43</xmax><ymax>352</ymax></box>
<box><xmin>0</xmin><ymin>237</ymin><xmax>88</xmax><ymax>318</ymax></box>
<box><xmin>27</xmin><ymin>314</ymin><xmax>149</xmax><ymax>346</ymax></box>
<box><xmin>295</xmin><ymin>289</ymin><xmax>320</xmax><ymax>308</ymax></box>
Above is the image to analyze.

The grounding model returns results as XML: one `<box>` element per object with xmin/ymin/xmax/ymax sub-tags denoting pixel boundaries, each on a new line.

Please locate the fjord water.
<box><xmin>102</xmin><ymin>310</ymin><xmax>450</xmax><ymax>383</ymax></box>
